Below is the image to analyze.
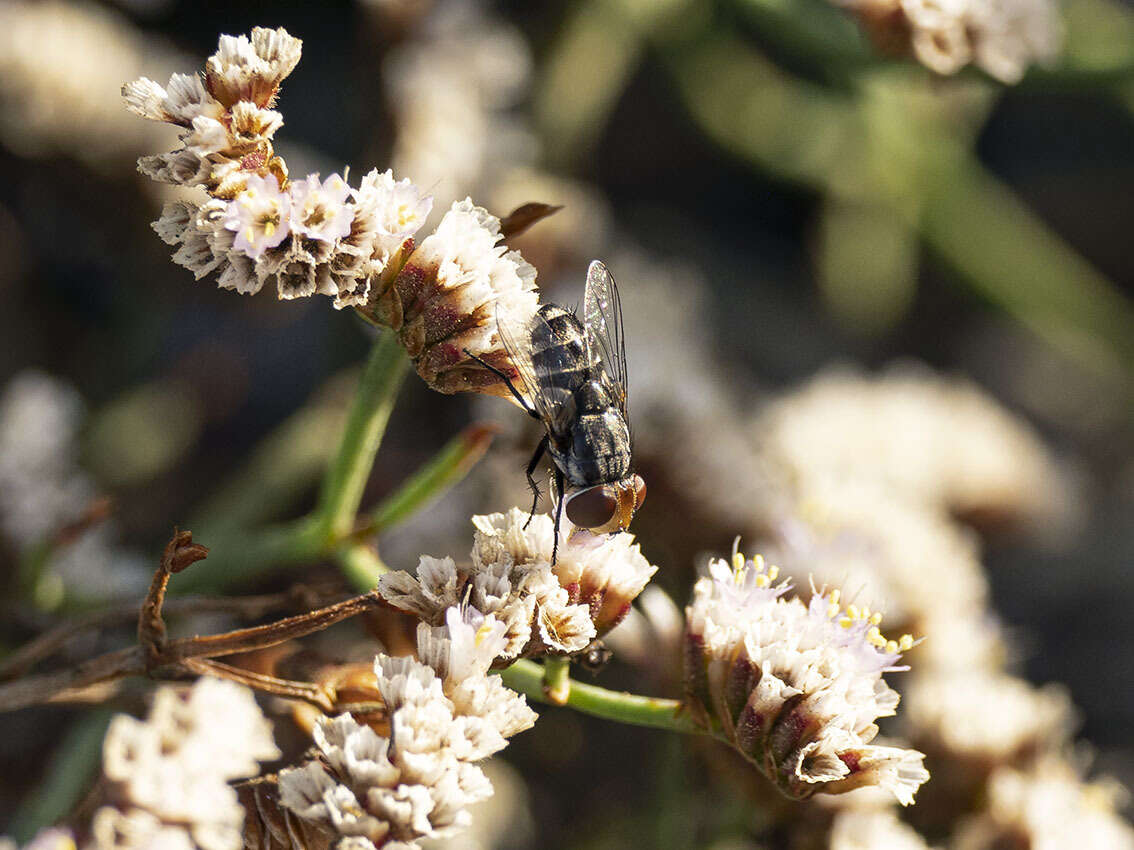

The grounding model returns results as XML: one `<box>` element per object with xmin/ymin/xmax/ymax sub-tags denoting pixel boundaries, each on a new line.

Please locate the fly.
<box><xmin>467</xmin><ymin>260</ymin><xmax>645</xmax><ymax>562</ymax></box>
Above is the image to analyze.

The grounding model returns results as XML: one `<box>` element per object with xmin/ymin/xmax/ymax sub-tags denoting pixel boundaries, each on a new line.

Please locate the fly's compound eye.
<box><xmin>632</xmin><ymin>474</ymin><xmax>647</xmax><ymax>509</ymax></box>
<box><xmin>565</xmin><ymin>485</ymin><xmax>619</xmax><ymax>530</ymax></box>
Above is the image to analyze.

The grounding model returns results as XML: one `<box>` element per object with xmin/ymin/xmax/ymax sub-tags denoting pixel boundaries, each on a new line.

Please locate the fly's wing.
<box><xmin>495</xmin><ymin>306</ymin><xmax>575</xmax><ymax>433</ymax></box>
<box><xmin>582</xmin><ymin>260</ymin><xmax>628</xmax><ymax>415</ymax></box>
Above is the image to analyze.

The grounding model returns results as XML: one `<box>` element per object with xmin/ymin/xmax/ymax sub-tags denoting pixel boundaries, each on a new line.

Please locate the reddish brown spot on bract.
<box><xmin>839</xmin><ymin>751</ymin><xmax>862</xmax><ymax>773</ymax></box>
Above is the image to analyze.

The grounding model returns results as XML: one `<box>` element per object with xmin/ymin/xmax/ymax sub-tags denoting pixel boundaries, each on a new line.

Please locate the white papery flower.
<box><xmin>387</xmin><ymin>199</ymin><xmax>539</xmax><ymax>395</ymax></box>
<box><xmin>278</xmin><ymin>606</ymin><xmax>535</xmax><ymax>849</ymax></box>
<box><xmin>759</xmin><ymin>475</ymin><xmax>988</xmax><ymax>630</ymax></box>
<box><xmin>752</xmin><ymin>366</ymin><xmax>1067</xmax><ymax>532</ymax></box>
<box><xmin>223</xmin><ymin>173</ymin><xmax>291</xmax><ymax>258</ymax></box>
<box><xmin>380</xmin><ymin>508</ymin><xmax>658</xmax><ymax>663</ymax></box>
<box><xmin>902</xmin><ymin>671</ymin><xmax>1075</xmax><ymax>762</ymax></box>
<box><xmin>828</xmin><ymin>808</ymin><xmax>934</xmax><ymax>850</ymax></box>
<box><xmin>97</xmin><ymin>677</ymin><xmax>280</xmax><ymax>850</ymax></box>
<box><xmin>953</xmin><ymin>758</ymin><xmax>1134</xmax><ymax>850</ymax></box>
<box><xmin>288</xmin><ymin>173</ymin><xmax>354</xmax><ymax>243</ymax></box>
<box><xmin>684</xmin><ymin>551</ymin><xmax>928</xmax><ymax>804</ymax></box>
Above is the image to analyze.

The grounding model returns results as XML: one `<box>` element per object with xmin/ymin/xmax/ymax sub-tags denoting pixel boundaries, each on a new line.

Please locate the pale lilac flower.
<box><xmin>289</xmin><ymin>172</ymin><xmax>354</xmax><ymax>243</ymax></box>
<box><xmin>223</xmin><ymin>174</ymin><xmax>291</xmax><ymax>259</ymax></box>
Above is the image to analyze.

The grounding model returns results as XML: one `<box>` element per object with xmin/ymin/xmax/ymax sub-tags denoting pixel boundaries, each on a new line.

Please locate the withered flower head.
<box><xmin>683</xmin><ymin>550</ymin><xmax>928</xmax><ymax>805</ymax></box>
<box><xmin>277</xmin><ymin>606</ymin><xmax>536</xmax><ymax>849</ymax></box>
<box><xmin>379</xmin><ymin>508</ymin><xmax>657</xmax><ymax>663</ymax></box>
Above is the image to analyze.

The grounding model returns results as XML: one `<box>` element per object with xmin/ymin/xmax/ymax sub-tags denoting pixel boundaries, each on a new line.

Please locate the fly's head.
<box><xmin>564</xmin><ymin>474</ymin><xmax>646</xmax><ymax>534</ymax></box>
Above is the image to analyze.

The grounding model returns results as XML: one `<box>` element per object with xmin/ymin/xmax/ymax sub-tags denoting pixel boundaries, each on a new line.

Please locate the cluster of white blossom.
<box><xmin>93</xmin><ymin>677</ymin><xmax>280</xmax><ymax>850</ymax></box>
<box><xmin>953</xmin><ymin>757</ymin><xmax>1134</xmax><ymax>850</ymax></box>
<box><xmin>831</xmin><ymin>0</ymin><xmax>1063</xmax><ymax>82</ymax></box>
<box><xmin>277</xmin><ymin>606</ymin><xmax>537</xmax><ymax>848</ymax></box>
<box><xmin>828</xmin><ymin>808</ymin><xmax>934</xmax><ymax>850</ymax></box>
<box><xmin>752</xmin><ymin>367</ymin><xmax>1067</xmax><ymax>530</ymax></box>
<box><xmin>382</xmin><ymin>0</ymin><xmax>535</xmax><ymax>216</ymax></box>
<box><xmin>684</xmin><ymin>551</ymin><xmax>928</xmax><ymax>804</ymax></box>
<box><xmin>123</xmin><ymin>28</ymin><xmax>541</xmax><ymax>398</ymax></box>
<box><xmin>379</xmin><ymin>508</ymin><xmax>657</xmax><ymax>662</ymax></box>
<box><xmin>0</xmin><ymin>0</ymin><xmax>187</xmax><ymax>170</ymax></box>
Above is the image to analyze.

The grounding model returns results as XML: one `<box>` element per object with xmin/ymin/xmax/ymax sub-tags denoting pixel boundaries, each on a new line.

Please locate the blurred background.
<box><xmin>0</xmin><ymin>0</ymin><xmax>1131</xmax><ymax>846</ymax></box>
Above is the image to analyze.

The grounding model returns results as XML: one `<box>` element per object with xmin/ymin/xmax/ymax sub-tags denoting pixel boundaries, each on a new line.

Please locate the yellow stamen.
<box><xmin>767</xmin><ymin>565</ymin><xmax>779</xmax><ymax>581</ymax></box>
<box><xmin>885</xmin><ymin>640</ymin><xmax>899</xmax><ymax>654</ymax></box>
<box><xmin>847</xmin><ymin>605</ymin><xmax>861</xmax><ymax>621</ymax></box>
<box><xmin>732</xmin><ymin>551</ymin><xmax>745</xmax><ymax>571</ymax></box>
<box><xmin>264</xmin><ymin>221</ymin><xmax>275</xmax><ymax>237</ymax></box>
<box><xmin>898</xmin><ymin>634</ymin><xmax>914</xmax><ymax>651</ymax></box>
<box><xmin>245</xmin><ymin>226</ymin><xmax>256</xmax><ymax>244</ymax></box>
<box><xmin>869</xmin><ymin>612</ymin><xmax>883</xmax><ymax>626</ymax></box>
<box><xmin>755</xmin><ymin>574</ymin><xmax>769</xmax><ymax>588</ymax></box>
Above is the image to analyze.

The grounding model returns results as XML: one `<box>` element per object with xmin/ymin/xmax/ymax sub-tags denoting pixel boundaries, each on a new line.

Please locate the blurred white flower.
<box><xmin>0</xmin><ymin>829</ymin><xmax>77</xmax><ymax>850</ymax></box>
<box><xmin>684</xmin><ymin>551</ymin><xmax>928</xmax><ymax>804</ymax></box>
<box><xmin>902</xmin><ymin>671</ymin><xmax>1075</xmax><ymax>763</ymax></box>
<box><xmin>383</xmin><ymin>0</ymin><xmax>535</xmax><ymax>214</ymax></box>
<box><xmin>96</xmin><ymin>677</ymin><xmax>280</xmax><ymax>850</ymax></box>
<box><xmin>828</xmin><ymin>808</ymin><xmax>935</xmax><ymax>850</ymax></box>
<box><xmin>752</xmin><ymin>366</ymin><xmax>1068</xmax><ymax>533</ymax></box>
<box><xmin>953</xmin><ymin>758</ymin><xmax>1134</xmax><ymax>850</ymax></box>
<box><xmin>832</xmin><ymin>0</ymin><xmax>1063</xmax><ymax>83</ymax></box>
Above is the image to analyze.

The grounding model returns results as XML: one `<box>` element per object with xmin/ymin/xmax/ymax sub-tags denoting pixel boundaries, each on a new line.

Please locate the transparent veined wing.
<box><xmin>494</xmin><ymin>304</ymin><xmax>575</xmax><ymax>433</ymax></box>
<box><xmin>582</xmin><ymin>260</ymin><xmax>628</xmax><ymax>414</ymax></box>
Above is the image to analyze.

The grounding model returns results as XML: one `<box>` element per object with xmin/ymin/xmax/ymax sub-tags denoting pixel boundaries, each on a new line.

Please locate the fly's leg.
<box><xmin>551</xmin><ymin>467</ymin><xmax>565</xmax><ymax>565</ymax></box>
<box><xmin>462</xmin><ymin>348</ymin><xmax>540</xmax><ymax>420</ymax></box>
<box><xmin>523</xmin><ymin>435</ymin><xmax>549</xmax><ymax>529</ymax></box>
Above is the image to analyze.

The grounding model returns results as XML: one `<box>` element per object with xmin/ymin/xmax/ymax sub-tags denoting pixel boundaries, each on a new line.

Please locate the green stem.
<box><xmin>500</xmin><ymin>659</ymin><xmax>703</xmax><ymax>734</ymax></box>
<box><xmin>354</xmin><ymin>424</ymin><xmax>496</xmax><ymax>538</ymax></box>
<box><xmin>314</xmin><ymin>333</ymin><xmax>409</xmax><ymax>543</ymax></box>
<box><xmin>542</xmin><ymin>656</ymin><xmax>572</xmax><ymax>705</ymax></box>
<box><xmin>337</xmin><ymin>544</ymin><xmax>390</xmax><ymax>594</ymax></box>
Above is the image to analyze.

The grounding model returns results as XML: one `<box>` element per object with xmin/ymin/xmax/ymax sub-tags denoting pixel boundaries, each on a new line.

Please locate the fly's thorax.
<box><xmin>563</xmin><ymin>409</ymin><xmax>632</xmax><ymax>486</ymax></box>
<box><xmin>531</xmin><ymin>306</ymin><xmax>588</xmax><ymax>384</ymax></box>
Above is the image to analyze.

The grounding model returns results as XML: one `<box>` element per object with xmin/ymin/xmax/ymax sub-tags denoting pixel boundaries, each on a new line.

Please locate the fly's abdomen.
<box><xmin>531</xmin><ymin>305</ymin><xmax>589</xmax><ymax>391</ymax></box>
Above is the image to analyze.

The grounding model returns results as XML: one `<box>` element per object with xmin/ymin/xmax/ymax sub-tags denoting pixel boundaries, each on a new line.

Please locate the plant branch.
<box><xmin>499</xmin><ymin>659</ymin><xmax>702</xmax><ymax>734</ymax></box>
<box><xmin>314</xmin><ymin>332</ymin><xmax>409</xmax><ymax>543</ymax></box>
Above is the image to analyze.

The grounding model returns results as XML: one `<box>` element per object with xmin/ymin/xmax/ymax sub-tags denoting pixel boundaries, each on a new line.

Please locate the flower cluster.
<box><xmin>379</xmin><ymin>508</ymin><xmax>657</xmax><ymax>662</ymax></box>
<box><xmin>828</xmin><ymin>808</ymin><xmax>933</xmax><ymax>850</ymax></box>
<box><xmin>124</xmin><ymin>28</ymin><xmax>542</xmax><ymax>398</ymax></box>
<box><xmin>277</xmin><ymin>606</ymin><xmax>537</xmax><ymax>848</ymax></box>
<box><xmin>683</xmin><ymin>551</ymin><xmax>928</xmax><ymax>804</ymax></box>
<box><xmin>831</xmin><ymin>0</ymin><xmax>1063</xmax><ymax>83</ymax></box>
<box><xmin>751</xmin><ymin>367</ymin><xmax>1068</xmax><ymax>532</ymax></box>
<box><xmin>952</xmin><ymin>758</ymin><xmax>1134</xmax><ymax>850</ymax></box>
<box><xmin>93</xmin><ymin>677</ymin><xmax>280</xmax><ymax>850</ymax></box>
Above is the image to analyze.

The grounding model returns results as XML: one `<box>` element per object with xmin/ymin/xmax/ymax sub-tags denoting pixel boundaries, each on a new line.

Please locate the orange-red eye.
<box><xmin>565</xmin><ymin>485</ymin><xmax>619</xmax><ymax>530</ymax></box>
